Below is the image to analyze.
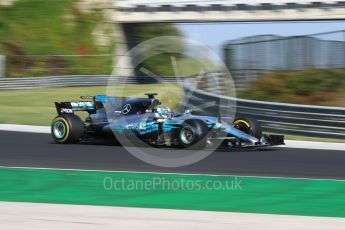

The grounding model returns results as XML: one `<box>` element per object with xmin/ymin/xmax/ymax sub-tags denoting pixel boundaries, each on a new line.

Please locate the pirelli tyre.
<box><xmin>233</xmin><ymin>117</ymin><xmax>262</xmax><ymax>139</ymax></box>
<box><xmin>51</xmin><ymin>114</ymin><xmax>84</xmax><ymax>144</ymax></box>
<box><xmin>178</xmin><ymin>119</ymin><xmax>209</xmax><ymax>149</ymax></box>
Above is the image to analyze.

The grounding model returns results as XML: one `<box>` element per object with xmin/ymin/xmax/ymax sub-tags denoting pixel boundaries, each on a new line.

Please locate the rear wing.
<box><xmin>55</xmin><ymin>101</ymin><xmax>95</xmax><ymax>115</ymax></box>
<box><xmin>55</xmin><ymin>95</ymin><xmax>102</xmax><ymax>115</ymax></box>
<box><xmin>54</xmin><ymin>95</ymin><xmax>121</xmax><ymax>115</ymax></box>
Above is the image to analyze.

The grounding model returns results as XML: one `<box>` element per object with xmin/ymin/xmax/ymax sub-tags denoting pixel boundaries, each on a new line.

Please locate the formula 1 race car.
<box><xmin>51</xmin><ymin>93</ymin><xmax>284</xmax><ymax>149</ymax></box>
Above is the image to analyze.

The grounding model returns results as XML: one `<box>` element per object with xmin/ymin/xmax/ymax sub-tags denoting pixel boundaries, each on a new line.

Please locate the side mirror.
<box><xmin>114</xmin><ymin>111</ymin><xmax>122</xmax><ymax>116</ymax></box>
<box><xmin>185</xmin><ymin>109</ymin><xmax>192</xmax><ymax>114</ymax></box>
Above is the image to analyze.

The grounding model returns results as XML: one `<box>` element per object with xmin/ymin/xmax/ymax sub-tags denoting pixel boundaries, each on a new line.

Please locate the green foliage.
<box><xmin>0</xmin><ymin>0</ymin><xmax>114</xmax><ymax>77</ymax></box>
<box><xmin>127</xmin><ymin>23</ymin><xmax>185</xmax><ymax>76</ymax></box>
<box><xmin>128</xmin><ymin>23</ymin><xmax>183</xmax><ymax>43</ymax></box>
<box><xmin>239</xmin><ymin>69</ymin><xmax>345</xmax><ymax>106</ymax></box>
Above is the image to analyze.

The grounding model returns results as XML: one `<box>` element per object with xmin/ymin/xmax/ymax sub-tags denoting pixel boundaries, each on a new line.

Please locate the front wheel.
<box><xmin>178</xmin><ymin>119</ymin><xmax>209</xmax><ymax>149</ymax></box>
<box><xmin>233</xmin><ymin>117</ymin><xmax>262</xmax><ymax>139</ymax></box>
<box><xmin>51</xmin><ymin>114</ymin><xmax>84</xmax><ymax>144</ymax></box>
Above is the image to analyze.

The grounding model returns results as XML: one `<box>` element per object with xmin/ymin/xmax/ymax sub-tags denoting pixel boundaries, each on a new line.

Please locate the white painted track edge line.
<box><xmin>0</xmin><ymin>124</ymin><xmax>50</xmax><ymax>133</ymax></box>
<box><xmin>1</xmin><ymin>124</ymin><xmax>345</xmax><ymax>150</ymax></box>
<box><xmin>0</xmin><ymin>165</ymin><xmax>344</xmax><ymax>182</ymax></box>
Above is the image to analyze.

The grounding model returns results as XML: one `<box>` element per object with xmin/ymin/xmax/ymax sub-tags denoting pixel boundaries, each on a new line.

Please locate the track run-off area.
<box><xmin>0</xmin><ymin>129</ymin><xmax>345</xmax><ymax>220</ymax></box>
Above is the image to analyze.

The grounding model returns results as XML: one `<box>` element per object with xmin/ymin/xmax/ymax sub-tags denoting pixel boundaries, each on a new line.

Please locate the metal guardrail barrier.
<box><xmin>183</xmin><ymin>83</ymin><xmax>345</xmax><ymax>139</ymax></box>
<box><xmin>0</xmin><ymin>75</ymin><xmax>177</xmax><ymax>90</ymax></box>
<box><xmin>2</xmin><ymin>75</ymin><xmax>345</xmax><ymax>139</ymax></box>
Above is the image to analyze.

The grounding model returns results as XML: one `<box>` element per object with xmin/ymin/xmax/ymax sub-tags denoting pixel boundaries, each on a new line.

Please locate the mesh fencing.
<box><xmin>223</xmin><ymin>30</ymin><xmax>345</xmax><ymax>88</ymax></box>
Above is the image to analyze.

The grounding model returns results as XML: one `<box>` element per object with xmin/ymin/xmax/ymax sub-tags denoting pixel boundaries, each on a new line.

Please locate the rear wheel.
<box><xmin>51</xmin><ymin>114</ymin><xmax>84</xmax><ymax>144</ymax></box>
<box><xmin>178</xmin><ymin>119</ymin><xmax>209</xmax><ymax>149</ymax></box>
<box><xmin>233</xmin><ymin>117</ymin><xmax>262</xmax><ymax>139</ymax></box>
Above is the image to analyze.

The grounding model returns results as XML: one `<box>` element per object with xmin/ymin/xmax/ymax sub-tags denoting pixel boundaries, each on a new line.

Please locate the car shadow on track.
<box><xmin>50</xmin><ymin>139</ymin><xmax>279</xmax><ymax>153</ymax></box>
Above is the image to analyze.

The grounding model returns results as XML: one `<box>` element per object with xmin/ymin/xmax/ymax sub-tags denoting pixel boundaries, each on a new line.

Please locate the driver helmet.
<box><xmin>157</xmin><ymin>107</ymin><xmax>171</xmax><ymax>116</ymax></box>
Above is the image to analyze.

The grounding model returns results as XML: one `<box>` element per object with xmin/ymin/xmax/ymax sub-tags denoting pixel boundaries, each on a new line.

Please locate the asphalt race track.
<box><xmin>1</xmin><ymin>131</ymin><xmax>345</xmax><ymax>179</ymax></box>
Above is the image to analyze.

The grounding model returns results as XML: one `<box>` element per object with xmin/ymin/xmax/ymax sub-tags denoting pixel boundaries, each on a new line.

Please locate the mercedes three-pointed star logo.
<box><xmin>122</xmin><ymin>104</ymin><xmax>131</xmax><ymax>114</ymax></box>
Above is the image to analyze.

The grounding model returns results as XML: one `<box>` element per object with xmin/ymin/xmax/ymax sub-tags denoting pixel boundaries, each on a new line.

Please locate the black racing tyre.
<box><xmin>51</xmin><ymin>114</ymin><xmax>84</xmax><ymax>144</ymax></box>
<box><xmin>178</xmin><ymin>119</ymin><xmax>209</xmax><ymax>149</ymax></box>
<box><xmin>233</xmin><ymin>117</ymin><xmax>262</xmax><ymax>139</ymax></box>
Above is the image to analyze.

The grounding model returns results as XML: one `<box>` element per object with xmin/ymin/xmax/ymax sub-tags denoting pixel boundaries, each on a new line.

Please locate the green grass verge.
<box><xmin>1</xmin><ymin>84</ymin><xmax>344</xmax><ymax>143</ymax></box>
<box><xmin>0</xmin><ymin>168</ymin><xmax>345</xmax><ymax>217</ymax></box>
<box><xmin>264</xmin><ymin>133</ymin><xmax>345</xmax><ymax>143</ymax></box>
<box><xmin>283</xmin><ymin>135</ymin><xmax>345</xmax><ymax>143</ymax></box>
<box><xmin>0</xmin><ymin>84</ymin><xmax>181</xmax><ymax>126</ymax></box>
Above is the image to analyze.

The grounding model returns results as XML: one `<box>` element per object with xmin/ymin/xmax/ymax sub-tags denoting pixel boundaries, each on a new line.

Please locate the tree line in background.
<box><xmin>239</xmin><ymin>69</ymin><xmax>345</xmax><ymax>107</ymax></box>
<box><xmin>0</xmin><ymin>0</ymin><xmax>114</xmax><ymax>77</ymax></box>
<box><xmin>0</xmin><ymin>0</ymin><xmax>183</xmax><ymax>77</ymax></box>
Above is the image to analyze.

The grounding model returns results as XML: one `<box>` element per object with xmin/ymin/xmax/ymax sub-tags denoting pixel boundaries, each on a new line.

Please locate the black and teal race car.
<box><xmin>51</xmin><ymin>93</ymin><xmax>284</xmax><ymax>149</ymax></box>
